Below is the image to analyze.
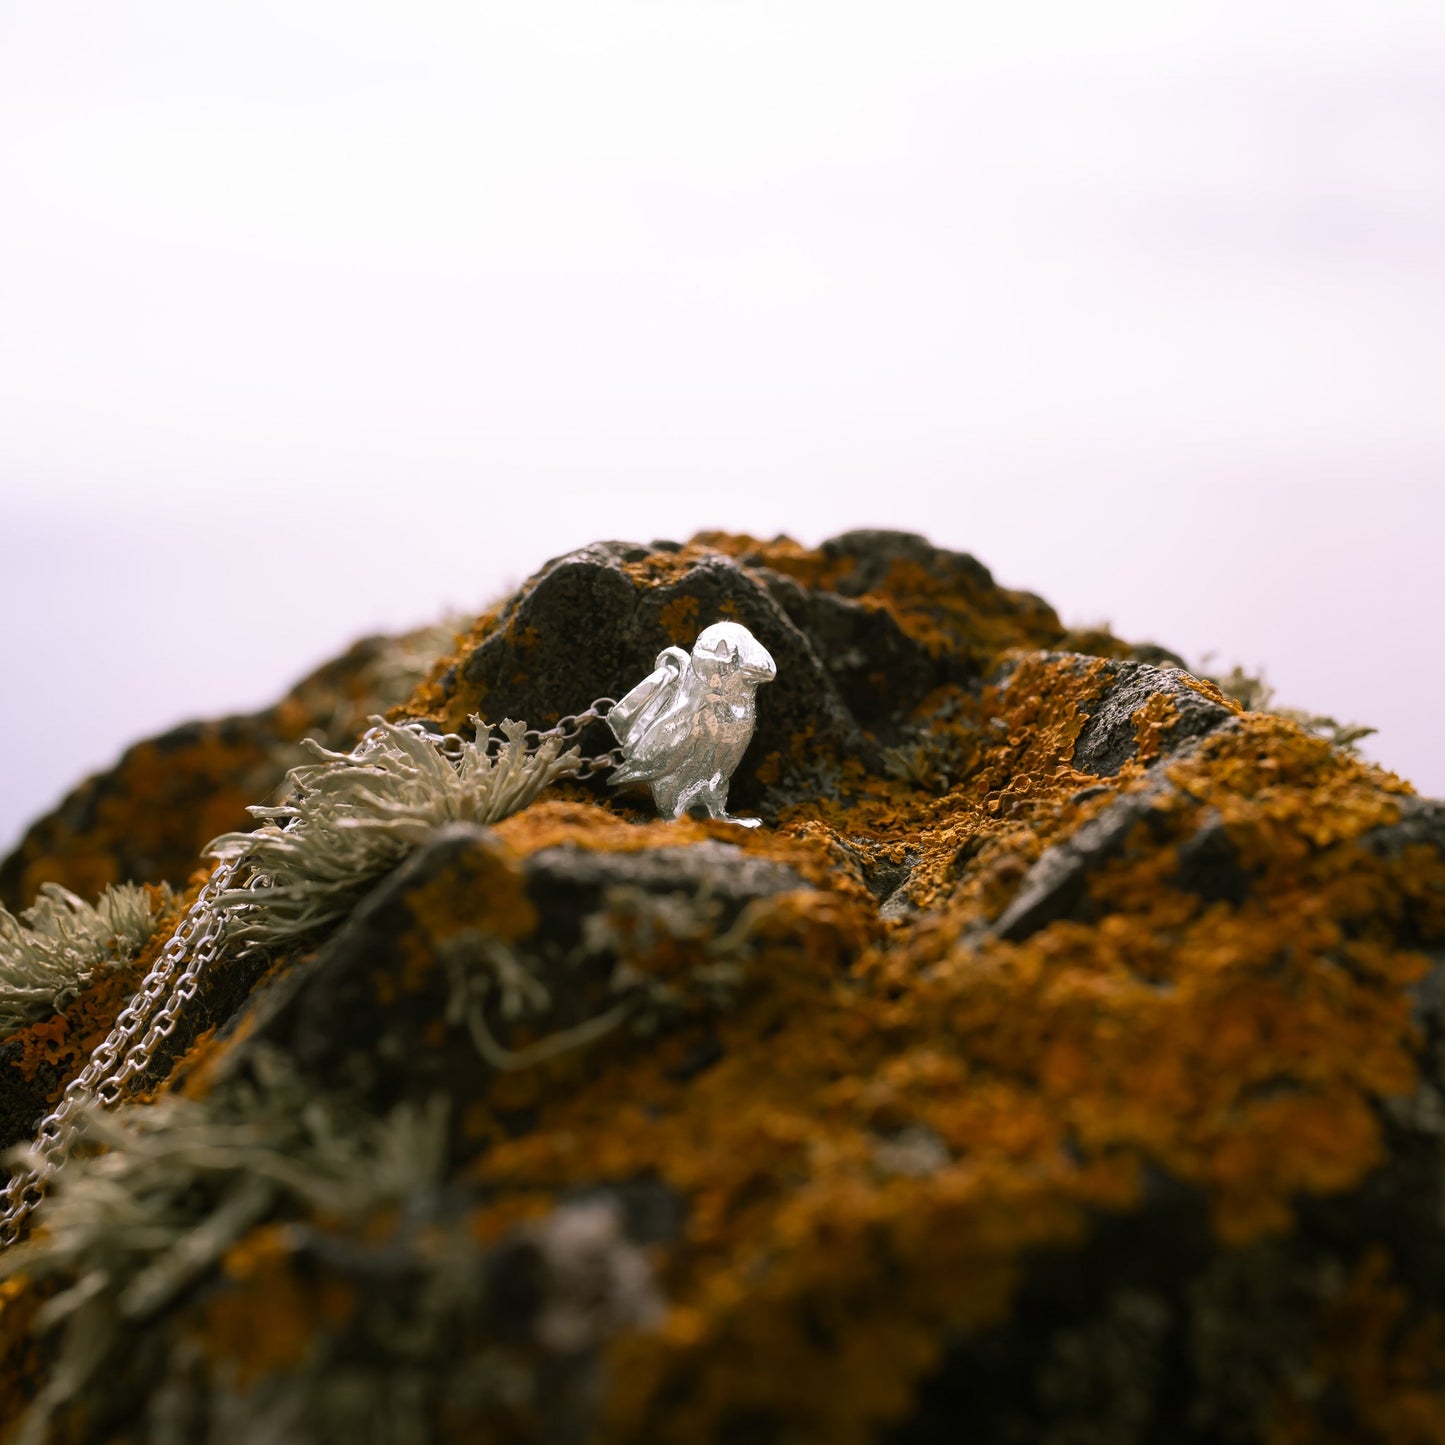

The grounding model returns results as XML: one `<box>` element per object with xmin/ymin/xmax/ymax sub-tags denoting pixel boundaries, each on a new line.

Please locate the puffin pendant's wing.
<box><xmin>608</xmin><ymin>646</ymin><xmax>693</xmax><ymax>785</ymax></box>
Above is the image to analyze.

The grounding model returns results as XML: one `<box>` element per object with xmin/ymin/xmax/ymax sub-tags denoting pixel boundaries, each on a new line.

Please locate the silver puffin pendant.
<box><xmin>607</xmin><ymin>622</ymin><xmax>776</xmax><ymax>826</ymax></box>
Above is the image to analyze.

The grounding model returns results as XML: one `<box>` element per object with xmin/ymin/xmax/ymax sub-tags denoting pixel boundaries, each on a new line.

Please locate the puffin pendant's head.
<box><xmin>691</xmin><ymin>621</ymin><xmax>778</xmax><ymax>692</ymax></box>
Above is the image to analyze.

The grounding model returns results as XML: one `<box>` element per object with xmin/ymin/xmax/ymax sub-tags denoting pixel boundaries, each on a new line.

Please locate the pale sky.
<box><xmin>2</xmin><ymin>2</ymin><xmax>1442</xmax><ymax>856</ymax></box>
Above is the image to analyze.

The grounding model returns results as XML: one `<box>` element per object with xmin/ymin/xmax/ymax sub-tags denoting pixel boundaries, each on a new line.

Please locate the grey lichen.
<box><xmin>0</xmin><ymin>1047</ymin><xmax>448</xmax><ymax>1445</ymax></box>
<box><xmin>440</xmin><ymin>928</ymin><xmax>640</xmax><ymax>1073</ymax></box>
<box><xmin>438</xmin><ymin>878</ymin><xmax>763</xmax><ymax>1074</ymax></box>
<box><xmin>0</xmin><ymin>881</ymin><xmax>171</xmax><ymax>1039</ymax></box>
<box><xmin>0</xmin><ymin>1037</ymin><xmax>667</xmax><ymax>1445</ymax></box>
<box><xmin>584</xmin><ymin>883</ymin><xmax>759</xmax><ymax>1026</ymax></box>
<box><xmin>141</xmin><ymin>1193</ymin><xmax>663</xmax><ymax>1445</ymax></box>
<box><xmin>207</xmin><ymin>716</ymin><xmax>583</xmax><ymax>947</ymax></box>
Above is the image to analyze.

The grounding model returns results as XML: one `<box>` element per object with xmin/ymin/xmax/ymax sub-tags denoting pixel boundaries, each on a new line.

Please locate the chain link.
<box><xmin>399</xmin><ymin>697</ymin><xmax>624</xmax><ymax>775</ymax></box>
<box><xmin>521</xmin><ymin>697</ymin><xmax>617</xmax><ymax>753</ymax></box>
<box><xmin>571</xmin><ymin>746</ymin><xmax>627</xmax><ymax>779</ymax></box>
<box><xmin>519</xmin><ymin>698</ymin><xmax>625</xmax><ymax>777</ymax></box>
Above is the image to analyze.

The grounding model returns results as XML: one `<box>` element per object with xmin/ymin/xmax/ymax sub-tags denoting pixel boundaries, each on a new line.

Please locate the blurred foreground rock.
<box><xmin>0</xmin><ymin>531</ymin><xmax>1441</xmax><ymax>1445</ymax></box>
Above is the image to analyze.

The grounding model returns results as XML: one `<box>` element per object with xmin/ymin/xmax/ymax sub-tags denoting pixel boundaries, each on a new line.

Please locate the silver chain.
<box><xmin>0</xmin><ymin>858</ymin><xmax>242</xmax><ymax>1245</ymax></box>
<box><xmin>0</xmin><ymin>697</ymin><xmax>624</xmax><ymax>1248</ymax></box>
<box><xmin>412</xmin><ymin>697</ymin><xmax>625</xmax><ymax>779</ymax></box>
<box><xmin>529</xmin><ymin>697</ymin><xmax>626</xmax><ymax>777</ymax></box>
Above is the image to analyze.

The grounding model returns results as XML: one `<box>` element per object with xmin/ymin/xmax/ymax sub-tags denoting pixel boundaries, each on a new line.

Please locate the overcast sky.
<box><xmin>2</xmin><ymin>1</ymin><xmax>1442</xmax><ymax>856</ymax></box>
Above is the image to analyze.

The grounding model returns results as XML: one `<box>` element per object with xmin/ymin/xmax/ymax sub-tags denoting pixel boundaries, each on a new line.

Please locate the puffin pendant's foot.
<box><xmin>683</xmin><ymin>802</ymin><xmax>762</xmax><ymax>828</ymax></box>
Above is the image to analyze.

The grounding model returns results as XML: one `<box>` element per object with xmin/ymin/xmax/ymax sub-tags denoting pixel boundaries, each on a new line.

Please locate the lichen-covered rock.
<box><xmin>0</xmin><ymin>530</ymin><xmax>1440</xmax><ymax>1445</ymax></box>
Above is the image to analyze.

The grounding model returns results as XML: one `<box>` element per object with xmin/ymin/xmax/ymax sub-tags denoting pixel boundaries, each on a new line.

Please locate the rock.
<box><xmin>0</xmin><ymin>530</ymin><xmax>1440</xmax><ymax>1445</ymax></box>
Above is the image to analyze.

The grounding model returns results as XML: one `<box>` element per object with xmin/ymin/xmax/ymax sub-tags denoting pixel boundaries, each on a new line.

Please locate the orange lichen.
<box><xmin>618</xmin><ymin>547</ymin><xmax>719</xmax><ymax>589</ymax></box>
<box><xmin>865</xmin><ymin>557</ymin><xmax>1065</xmax><ymax>666</ymax></box>
<box><xmin>0</xmin><ymin>1277</ymin><xmax>46</xmax><ymax>1437</ymax></box>
<box><xmin>690</xmin><ymin>531</ymin><xmax>852</xmax><ymax>592</ymax></box>
<box><xmin>492</xmin><ymin>802</ymin><xmax>715</xmax><ymax>859</ymax></box>
<box><xmin>697</xmin><ymin>533</ymin><xmax>1069</xmax><ymax>671</ymax></box>
<box><xmin>402</xmin><ymin>534</ymin><xmax>1083</xmax><ymax>753</ymax></box>
<box><xmin>1133</xmin><ymin>690</ymin><xmax>1180</xmax><ymax>764</ymax></box>
<box><xmin>658</xmin><ymin>595</ymin><xmax>701</xmax><ymax>645</ymax></box>
<box><xmin>403</xmin><ymin>606</ymin><xmax>501</xmax><ymax>723</ymax></box>
<box><xmin>1268</xmin><ymin>1250</ymin><xmax>1445</xmax><ymax>1444</ymax></box>
<box><xmin>1182</xmin><ymin>672</ymin><xmax>1246</xmax><ymax>714</ymax></box>
<box><xmin>390</xmin><ymin>842</ymin><xmax>542</xmax><ymax>1002</ymax></box>
<box><xmin>406</xmin><ymin>844</ymin><xmax>539</xmax><ymax>949</ymax></box>
<box><xmin>202</xmin><ymin>1225</ymin><xmax>357</xmax><ymax>1386</ymax></box>
<box><xmin>493</xmin><ymin>802</ymin><xmax>878</xmax><ymax>917</ymax></box>
<box><xmin>754</xmin><ymin>752</ymin><xmax>783</xmax><ymax>787</ymax></box>
<box><xmin>12</xmin><ymin>851</ymin><xmax>120</xmax><ymax>909</ymax></box>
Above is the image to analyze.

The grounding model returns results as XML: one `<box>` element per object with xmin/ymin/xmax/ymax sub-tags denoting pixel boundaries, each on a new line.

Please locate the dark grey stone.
<box><xmin>1072</xmin><ymin>662</ymin><xmax>1235</xmax><ymax>777</ymax></box>
<box><xmin>988</xmin><ymin>780</ymin><xmax>1174</xmax><ymax>942</ymax></box>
